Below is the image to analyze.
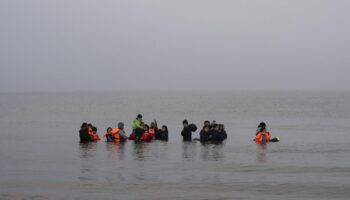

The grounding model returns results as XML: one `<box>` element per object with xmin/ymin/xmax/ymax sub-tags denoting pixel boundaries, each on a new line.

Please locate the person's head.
<box><xmin>183</xmin><ymin>119</ymin><xmax>188</xmax><ymax>127</ymax></box>
<box><xmin>137</xmin><ymin>114</ymin><xmax>143</xmax><ymax>120</ymax></box>
<box><xmin>150</xmin><ymin>122</ymin><xmax>155</xmax><ymax>128</ymax></box>
<box><xmin>203</xmin><ymin>125</ymin><xmax>210</xmax><ymax>132</ymax></box>
<box><xmin>106</xmin><ymin>127</ymin><xmax>112</xmax><ymax>134</ymax></box>
<box><xmin>118</xmin><ymin>122</ymin><xmax>124</xmax><ymax>130</ymax></box>
<box><xmin>143</xmin><ymin>124</ymin><xmax>149</xmax><ymax>132</ymax></box>
<box><xmin>81</xmin><ymin>122</ymin><xmax>88</xmax><ymax>129</ymax></box>
<box><xmin>210</xmin><ymin>121</ymin><xmax>217</xmax><ymax>129</ymax></box>
<box><xmin>92</xmin><ymin>126</ymin><xmax>97</xmax><ymax>133</ymax></box>
<box><xmin>218</xmin><ymin>124</ymin><xmax>225</xmax><ymax>131</ymax></box>
<box><xmin>204</xmin><ymin>120</ymin><xmax>210</xmax><ymax>126</ymax></box>
<box><xmin>260</xmin><ymin>127</ymin><xmax>266</xmax><ymax>133</ymax></box>
<box><xmin>213</xmin><ymin>124</ymin><xmax>219</xmax><ymax>131</ymax></box>
<box><xmin>161</xmin><ymin>125</ymin><xmax>168</xmax><ymax>132</ymax></box>
<box><xmin>258</xmin><ymin>122</ymin><xmax>266</xmax><ymax>129</ymax></box>
<box><xmin>87</xmin><ymin>123</ymin><xmax>93</xmax><ymax>128</ymax></box>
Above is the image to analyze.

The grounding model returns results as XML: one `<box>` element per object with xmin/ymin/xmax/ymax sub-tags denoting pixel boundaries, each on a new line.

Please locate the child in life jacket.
<box><xmin>91</xmin><ymin>126</ymin><xmax>101</xmax><ymax>141</ymax></box>
<box><xmin>149</xmin><ymin>121</ymin><xmax>158</xmax><ymax>139</ymax></box>
<box><xmin>140</xmin><ymin>124</ymin><xmax>152</xmax><ymax>142</ymax></box>
<box><xmin>255</xmin><ymin>127</ymin><xmax>271</xmax><ymax>144</ymax></box>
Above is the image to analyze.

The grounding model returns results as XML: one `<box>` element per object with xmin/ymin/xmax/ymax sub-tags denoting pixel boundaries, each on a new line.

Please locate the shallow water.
<box><xmin>0</xmin><ymin>91</ymin><xmax>350</xmax><ymax>200</ymax></box>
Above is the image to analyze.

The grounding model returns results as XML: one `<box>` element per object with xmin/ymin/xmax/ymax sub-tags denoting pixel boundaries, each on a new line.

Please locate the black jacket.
<box><xmin>79</xmin><ymin>128</ymin><xmax>93</xmax><ymax>143</ymax></box>
<box><xmin>181</xmin><ymin>124</ymin><xmax>197</xmax><ymax>141</ymax></box>
<box><xmin>155</xmin><ymin>130</ymin><xmax>162</xmax><ymax>140</ymax></box>
<box><xmin>200</xmin><ymin>130</ymin><xmax>209</xmax><ymax>142</ymax></box>
<box><xmin>212</xmin><ymin>130</ymin><xmax>226</xmax><ymax>142</ymax></box>
<box><xmin>161</xmin><ymin>131</ymin><xmax>168</xmax><ymax>141</ymax></box>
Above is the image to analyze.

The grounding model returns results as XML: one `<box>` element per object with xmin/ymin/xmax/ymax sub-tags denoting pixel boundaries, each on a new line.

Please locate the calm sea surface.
<box><xmin>0</xmin><ymin>91</ymin><xmax>349</xmax><ymax>200</ymax></box>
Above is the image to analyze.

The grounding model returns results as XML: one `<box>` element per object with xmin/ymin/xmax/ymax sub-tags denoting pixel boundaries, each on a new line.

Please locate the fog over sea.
<box><xmin>0</xmin><ymin>91</ymin><xmax>350</xmax><ymax>200</ymax></box>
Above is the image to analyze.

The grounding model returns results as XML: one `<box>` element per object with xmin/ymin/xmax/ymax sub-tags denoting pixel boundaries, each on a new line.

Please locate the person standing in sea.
<box><xmin>132</xmin><ymin>114</ymin><xmax>144</xmax><ymax>141</ymax></box>
<box><xmin>181</xmin><ymin>119</ymin><xmax>197</xmax><ymax>141</ymax></box>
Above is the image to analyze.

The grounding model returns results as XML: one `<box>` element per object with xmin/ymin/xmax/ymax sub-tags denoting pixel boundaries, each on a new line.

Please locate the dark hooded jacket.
<box><xmin>181</xmin><ymin>124</ymin><xmax>197</xmax><ymax>141</ymax></box>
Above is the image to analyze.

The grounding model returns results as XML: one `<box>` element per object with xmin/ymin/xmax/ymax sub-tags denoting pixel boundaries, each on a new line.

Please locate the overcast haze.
<box><xmin>1</xmin><ymin>0</ymin><xmax>349</xmax><ymax>92</ymax></box>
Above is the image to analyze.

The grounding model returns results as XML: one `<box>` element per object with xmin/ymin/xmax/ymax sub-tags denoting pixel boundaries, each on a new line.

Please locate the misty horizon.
<box><xmin>1</xmin><ymin>0</ymin><xmax>349</xmax><ymax>92</ymax></box>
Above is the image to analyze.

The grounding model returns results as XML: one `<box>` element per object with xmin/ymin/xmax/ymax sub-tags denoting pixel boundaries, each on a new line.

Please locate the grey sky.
<box><xmin>1</xmin><ymin>0</ymin><xmax>349</xmax><ymax>92</ymax></box>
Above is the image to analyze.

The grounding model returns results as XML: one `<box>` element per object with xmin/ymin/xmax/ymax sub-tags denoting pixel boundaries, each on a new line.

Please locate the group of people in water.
<box><xmin>79</xmin><ymin>114</ymin><xmax>168</xmax><ymax>143</ymax></box>
<box><xmin>79</xmin><ymin>123</ymin><xmax>101</xmax><ymax>142</ymax></box>
<box><xmin>129</xmin><ymin>114</ymin><xmax>169</xmax><ymax>142</ymax></box>
<box><xmin>79</xmin><ymin>114</ymin><xmax>276</xmax><ymax>144</ymax></box>
<box><xmin>180</xmin><ymin>119</ymin><xmax>228</xmax><ymax>143</ymax></box>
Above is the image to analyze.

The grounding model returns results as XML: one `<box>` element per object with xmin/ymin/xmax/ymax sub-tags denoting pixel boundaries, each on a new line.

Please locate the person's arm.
<box><xmin>118</xmin><ymin>130</ymin><xmax>128</xmax><ymax>139</ymax></box>
<box><xmin>267</xmin><ymin>132</ymin><xmax>272</xmax><ymax>141</ymax></box>
<box><xmin>154</xmin><ymin>120</ymin><xmax>158</xmax><ymax>129</ymax></box>
<box><xmin>137</xmin><ymin>120</ymin><xmax>144</xmax><ymax>129</ymax></box>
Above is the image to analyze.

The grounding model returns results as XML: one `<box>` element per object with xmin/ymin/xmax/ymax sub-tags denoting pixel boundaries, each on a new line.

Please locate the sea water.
<box><xmin>0</xmin><ymin>91</ymin><xmax>349</xmax><ymax>200</ymax></box>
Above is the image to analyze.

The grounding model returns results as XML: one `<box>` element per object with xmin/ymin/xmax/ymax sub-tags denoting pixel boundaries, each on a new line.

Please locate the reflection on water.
<box><xmin>181</xmin><ymin>141</ymin><xmax>226</xmax><ymax>161</ymax></box>
<box><xmin>200</xmin><ymin>143</ymin><xmax>225</xmax><ymax>161</ymax></box>
<box><xmin>79</xmin><ymin>140</ymin><xmax>228</xmax><ymax>163</ymax></box>
<box><xmin>3</xmin><ymin>139</ymin><xmax>350</xmax><ymax>200</ymax></box>
<box><xmin>182</xmin><ymin>142</ymin><xmax>197</xmax><ymax>161</ymax></box>
<box><xmin>256</xmin><ymin>144</ymin><xmax>268</xmax><ymax>163</ymax></box>
<box><xmin>78</xmin><ymin>142</ymin><xmax>99</xmax><ymax>182</ymax></box>
<box><xmin>133</xmin><ymin>142</ymin><xmax>147</xmax><ymax>161</ymax></box>
<box><xmin>79</xmin><ymin>142</ymin><xmax>98</xmax><ymax>158</ymax></box>
<box><xmin>105</xmin><ymin>142</ymin><xmax>126</xmax><ymax>160</ymax></box>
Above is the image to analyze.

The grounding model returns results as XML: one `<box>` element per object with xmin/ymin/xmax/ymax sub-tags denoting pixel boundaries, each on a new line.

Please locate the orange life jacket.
<box><xmin>140</xmin><ymin>132</ymin><xmax>151</xmax><ymax>142</ymax></box>
<box><xmin>255</xmin><ymin>132</ymin><xmax>271</xmax><ymax>144</ymax></box>
<box><xmin>112</xmin><ymin>128</ymin><xmax>121</xmax><ymax>142</ymax></box>
<box><xmin>149</xmin><ymin>127</ymin><xmax>156</xmax><ymax>138</ymax></box>
<box><xmin>92</xmin><ymin>132</ymin><xmax>100</xmax><ymax>141</ymax></box>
